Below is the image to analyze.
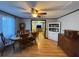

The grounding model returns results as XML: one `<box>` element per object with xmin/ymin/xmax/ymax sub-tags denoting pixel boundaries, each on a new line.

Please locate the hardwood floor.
<box><xmin>0</xmin><ymin>32</ymin><xmax>67</xmax><ymax>57</ymax></box>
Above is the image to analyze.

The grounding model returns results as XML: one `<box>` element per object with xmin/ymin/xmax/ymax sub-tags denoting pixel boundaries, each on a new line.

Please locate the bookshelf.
<box><xmin>48</xmin><ymin>22</ymin><xmax>60</xmax><ymax>33</ymax></box>
<box><xmin>48</xmin><ymin>22</ymin><xmax>60</xmax><ymax>41</ymax></box>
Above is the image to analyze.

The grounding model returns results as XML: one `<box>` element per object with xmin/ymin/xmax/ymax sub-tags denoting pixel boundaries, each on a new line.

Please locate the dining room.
<box><xmin>0</xmin><ymin>1</ymin><xmax>79</xmax><ymax>57</ymax></box>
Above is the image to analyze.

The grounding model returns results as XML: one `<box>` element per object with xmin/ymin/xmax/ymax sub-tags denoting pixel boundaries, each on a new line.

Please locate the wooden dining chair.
<box><xmin>0</xmin><ymin>33</ymin><xmax>15</xmax><ymax>56</ymax></box>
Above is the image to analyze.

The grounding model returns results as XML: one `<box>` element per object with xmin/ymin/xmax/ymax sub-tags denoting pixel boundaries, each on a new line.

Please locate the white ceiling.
<box><xmin>0</xmin><ymin>1</ymin><xmax>79</xmax><ymax>18</ymax></box>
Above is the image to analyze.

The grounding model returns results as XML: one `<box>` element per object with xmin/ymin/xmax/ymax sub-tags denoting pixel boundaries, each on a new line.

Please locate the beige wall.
<box><xmin>58</xmin><ymin>11</ymin><xmax>79</xmax><ymax>34</ymax></box>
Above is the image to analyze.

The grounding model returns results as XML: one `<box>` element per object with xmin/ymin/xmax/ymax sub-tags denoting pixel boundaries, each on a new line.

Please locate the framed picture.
<box><xmin>19</xmin><ymin>23</ymin><xmax>25</xmax><ymax>29</ymax></box>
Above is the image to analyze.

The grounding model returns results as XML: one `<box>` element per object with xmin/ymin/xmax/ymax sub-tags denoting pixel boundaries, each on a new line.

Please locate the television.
<box><xmin>37</xmin><ymin>25</ymin><xmax>41</xmax><ymax>28</ymax></box>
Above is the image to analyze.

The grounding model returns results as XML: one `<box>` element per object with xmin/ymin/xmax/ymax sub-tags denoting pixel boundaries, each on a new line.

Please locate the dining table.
<box><xmin>10</xmin><ymin>36</ymin><xmax>22</xmax><ymax>41</ymax></box>
<box><xmin>10</xmin><ymin>33</ymin><xmax>34</xmax><ymax>50</ymax></box>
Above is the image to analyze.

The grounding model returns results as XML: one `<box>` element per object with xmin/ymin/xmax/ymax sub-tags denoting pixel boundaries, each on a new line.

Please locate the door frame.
<box><xmin>31</xmin><ymin>20</ymin><xmax>46</xmax><ymax>38</ymax></box>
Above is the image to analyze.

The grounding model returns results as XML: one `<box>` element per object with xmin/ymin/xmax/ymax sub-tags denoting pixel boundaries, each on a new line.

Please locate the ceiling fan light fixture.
<box><xmin>32</xmin><ymin>13</ymin><xmax>38</xmax><ymax>17</ymax></box>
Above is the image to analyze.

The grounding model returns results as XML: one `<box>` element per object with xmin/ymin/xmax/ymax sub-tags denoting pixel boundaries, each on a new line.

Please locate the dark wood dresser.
<box><xmin>58</xmin><ymin>30</ymin><xmax>79</xmax><ymax>56</ymax></box>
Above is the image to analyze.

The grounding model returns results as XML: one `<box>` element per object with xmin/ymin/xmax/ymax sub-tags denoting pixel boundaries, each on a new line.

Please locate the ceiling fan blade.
<box><xmin>38</xmin><ymin>13</ymin><xmax>47</xmax><ymax>15</ymax></box>
<box><xmin>31</xmin><ymin>8</ymin><xmax>38</xmax><ymax>14</ymax></box>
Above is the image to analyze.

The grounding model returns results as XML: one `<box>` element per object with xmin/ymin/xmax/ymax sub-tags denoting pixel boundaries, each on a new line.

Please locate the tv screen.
<box><xmin>37</xmin><ymin>25</ymin><xmax>41</xmax><ymax>28</ymax></box>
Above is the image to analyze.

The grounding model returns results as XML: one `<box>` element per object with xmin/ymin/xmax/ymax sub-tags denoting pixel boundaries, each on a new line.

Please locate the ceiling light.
<box><xmin>32</xmin><ymin>13</ymin><xmax>38</xmax><ymax>17</ymax></box>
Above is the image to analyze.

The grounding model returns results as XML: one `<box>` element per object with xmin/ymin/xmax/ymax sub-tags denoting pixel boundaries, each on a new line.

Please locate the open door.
<box><xmin>31</xmin><ymin>20</ymin><xmax>46</xmax><ymax>37</ymax></box>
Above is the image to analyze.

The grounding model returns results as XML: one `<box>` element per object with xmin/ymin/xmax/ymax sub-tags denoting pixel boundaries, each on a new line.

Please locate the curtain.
<box><xmin>2</xmin><ymin>15</ymin><xmax>15</xmax><ymax>38</ymax></box>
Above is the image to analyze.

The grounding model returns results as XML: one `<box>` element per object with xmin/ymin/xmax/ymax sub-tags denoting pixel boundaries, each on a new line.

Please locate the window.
<box><xmin>2</xmin><ymin>16</ymin><xmax>15</xmax><ymax>38</ymax></box>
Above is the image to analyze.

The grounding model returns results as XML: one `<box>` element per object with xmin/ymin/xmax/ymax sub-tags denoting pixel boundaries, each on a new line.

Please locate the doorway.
<box><xmin>31</xmin><ymin>20</ymin><xmax>46</xmax><ymax>37</ymax></box>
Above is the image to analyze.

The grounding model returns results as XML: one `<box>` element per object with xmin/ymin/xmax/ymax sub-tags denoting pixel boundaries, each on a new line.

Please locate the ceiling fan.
<box><xmin>31</xmin><ymin>8</ymin><xmax>47</xmax><ymax>17</ymax></box>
